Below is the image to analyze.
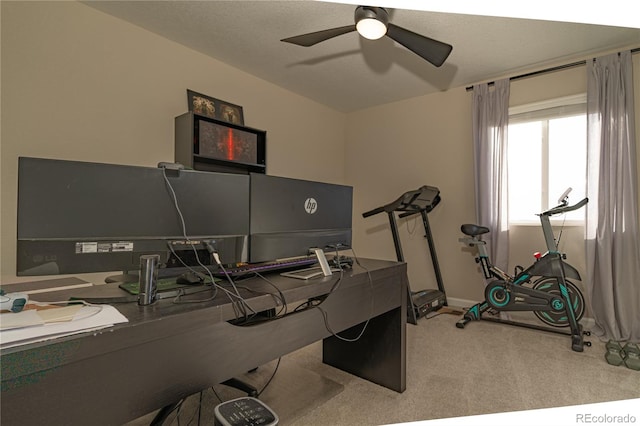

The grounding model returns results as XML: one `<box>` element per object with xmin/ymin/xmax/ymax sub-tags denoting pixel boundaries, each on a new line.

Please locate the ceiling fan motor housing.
<box><xmin>355</xmin><ymin>6</ymin><xmax>389</xmax><ymax>27</ymax></box>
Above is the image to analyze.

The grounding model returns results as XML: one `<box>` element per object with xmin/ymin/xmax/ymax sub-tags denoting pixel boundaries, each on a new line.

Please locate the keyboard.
<box><xmin>215</xmin><ymin>257</ymin><xmax>319</xmax><ymax>277</ymax></box>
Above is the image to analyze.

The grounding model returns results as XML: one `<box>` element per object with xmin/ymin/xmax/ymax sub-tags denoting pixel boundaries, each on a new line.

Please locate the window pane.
<box><xmin>548</xmin><ymin>115</ymin><xmax>586</xmax><ymax>220</ymax></box>
<box><xmin>508</xmin><ymin>121</ymin><xmax>542</xmax><ymax>221</ymax></box>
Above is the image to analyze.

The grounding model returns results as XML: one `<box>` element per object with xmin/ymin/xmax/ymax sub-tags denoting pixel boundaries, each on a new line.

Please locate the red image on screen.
<box><xmin>199</xmin><ymin>121</ymin><xmax>258</xmax><ymax>164</ymax></box>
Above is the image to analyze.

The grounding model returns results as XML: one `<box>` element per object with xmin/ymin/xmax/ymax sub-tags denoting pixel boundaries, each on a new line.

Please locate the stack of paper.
<box><xmin>0</xmin><ymin>303</ymin><xmax>129</xmax><ymax>349</ymax></box>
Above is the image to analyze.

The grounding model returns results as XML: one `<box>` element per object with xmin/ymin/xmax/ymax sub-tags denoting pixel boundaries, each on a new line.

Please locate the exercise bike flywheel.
<box><xmin>531</xmin><ymin>277</ymin><xmax>585</xmax><ymax>328</ymax></box>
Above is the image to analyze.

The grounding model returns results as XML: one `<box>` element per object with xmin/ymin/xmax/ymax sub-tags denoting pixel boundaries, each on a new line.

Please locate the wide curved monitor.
<box><xmin>17</xmin><ymin>157</ymin><xmax>250</xmax><ymax>277</ymax></box>
<box><xmin>249</xmin><ymin>173</ymin><xmax>353</xmax><ymax>263</ymax></box>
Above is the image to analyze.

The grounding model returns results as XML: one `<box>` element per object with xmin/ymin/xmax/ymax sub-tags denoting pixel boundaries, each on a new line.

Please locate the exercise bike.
<box><xmin>457</xmin><ymin>189</ymin><xmax>591</xmax><ymax>352</ymax></box>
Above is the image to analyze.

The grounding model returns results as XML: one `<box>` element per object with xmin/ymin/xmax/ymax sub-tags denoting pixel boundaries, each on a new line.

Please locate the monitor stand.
<box><xmin>280</xmin><ymin>249</ymin><xmax>338</xmax><ymax>280</ymax></box>
<box><xmin>310</xmin><ymin>248</ymin><xmax>333</xmax><ymax>277</ymax></box>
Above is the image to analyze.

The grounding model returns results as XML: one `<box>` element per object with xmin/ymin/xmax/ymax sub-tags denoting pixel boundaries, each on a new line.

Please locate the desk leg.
<box><xmin>322</xmin><ymin>306</ymin><xmax>406</xmax><ymax>393</ymax></box>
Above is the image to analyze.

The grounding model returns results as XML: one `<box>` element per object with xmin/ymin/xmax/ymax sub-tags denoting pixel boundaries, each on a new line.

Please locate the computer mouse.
<box><xmin>176</xmin><ymin>271</ymin><xmax>203</xmax><ymax>285</ymax></box>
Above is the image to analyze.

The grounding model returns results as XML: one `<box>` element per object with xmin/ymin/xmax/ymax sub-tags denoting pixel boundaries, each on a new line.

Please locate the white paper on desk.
<box><xmin>0</xmin><ymin>305</ymin><xmax>84</xmax><ymax>330</ymax></box>
<box><xmin>0</xmin><ymin>305</ymin><xmax>129</xmax><ymax>349</ymax></box>
<box><xmin>36</xmin><ymin>305</ymin><xmax>83</xmax><ymax>323</ymax></box>
<box><xmin>0</xmin><ymin>310</ymin><xmax>45</xmax><ymax>330</ymax></box>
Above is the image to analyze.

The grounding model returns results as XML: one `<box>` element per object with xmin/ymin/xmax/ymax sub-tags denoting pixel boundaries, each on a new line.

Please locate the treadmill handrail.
<box><xmin>362</xmin><ymin>186</ymin><xmax>440</xmax><ymax>218</ymax></box>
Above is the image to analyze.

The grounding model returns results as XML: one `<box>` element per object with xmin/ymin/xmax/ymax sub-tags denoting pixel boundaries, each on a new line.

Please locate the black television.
<box><xmin>249</xmin><ymin>173</ymin><xmax>353</xmax><ymax>263</ymax></box>
<box><xmin>16</xmin><ymin>157</ymin><xmax>250</xmax><ymax>278</ymax></box>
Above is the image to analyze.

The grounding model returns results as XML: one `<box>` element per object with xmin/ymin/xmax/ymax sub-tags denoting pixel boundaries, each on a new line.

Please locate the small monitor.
<box><xmin>198</xmin><ymin>120</ymin><xmax>260</xmax><ymax>165</ymax></box>
<box><xmin>249</xmin><ymin>174</ymin><xmax>353</xmax><ymax>263</ymax></box>
<box><xmin>175</xmin><ymin>112</ymin><xmax>266</xmax><ymax>175</ymax></box>
<box><xmin>16</xmin><ymin>157</ymin><xmax>250</xmax><ymax>277</ymax></box>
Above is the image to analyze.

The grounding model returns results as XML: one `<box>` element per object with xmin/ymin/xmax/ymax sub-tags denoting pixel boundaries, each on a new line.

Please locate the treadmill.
<box><xmin>363</xmin><ymin>185</ymin><xmax>447</xmax><ymax>325</ymax></box>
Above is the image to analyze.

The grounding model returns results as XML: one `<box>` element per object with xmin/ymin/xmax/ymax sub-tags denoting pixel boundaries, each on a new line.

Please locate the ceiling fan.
<box><xmin>281</xmin><ymin>5</ymin><xmax>453</xmax><ymax>67</ymax></box>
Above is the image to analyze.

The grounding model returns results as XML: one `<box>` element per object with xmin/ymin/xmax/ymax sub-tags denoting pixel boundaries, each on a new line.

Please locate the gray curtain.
<box><xmin>472</xmin><ymin>79</ymin><xmax>510</xmax><ymax>271</ymax></box>
<box><xmin>586</xmin><ymin>50</ymin><xmax>640</xmax><ymax>342</ymax></box>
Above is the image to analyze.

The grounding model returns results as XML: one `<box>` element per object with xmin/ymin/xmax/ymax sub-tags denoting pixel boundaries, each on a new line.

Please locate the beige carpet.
<box><xmin>128</xmin><ymin>310</ymin><xmax>639</xmax><ymax>425</ymax></box>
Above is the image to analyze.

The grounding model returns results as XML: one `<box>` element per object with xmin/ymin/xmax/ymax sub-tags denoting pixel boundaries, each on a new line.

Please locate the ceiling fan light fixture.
<box><xmin>355</xmin><ymin>6</ymin><xmax>388</xmax><ymax>40</ymax></box>
<box><xmin>356</xmin><ymin>18</ymin><xmax>386</xmax><ymax>40</ymax></box>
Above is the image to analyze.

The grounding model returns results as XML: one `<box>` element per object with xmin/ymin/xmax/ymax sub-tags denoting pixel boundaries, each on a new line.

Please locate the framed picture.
<box><xmin>187</xmin><ymin>89</ymin><xmax>244</xmax><ymax>125</ymax></box>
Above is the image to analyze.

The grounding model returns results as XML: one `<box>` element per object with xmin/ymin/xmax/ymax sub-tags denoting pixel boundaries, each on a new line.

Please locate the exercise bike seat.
<box><xmin>461</xmin><ymin>224</ymin><xmax>490</xmax><ymax>236</ymax></box>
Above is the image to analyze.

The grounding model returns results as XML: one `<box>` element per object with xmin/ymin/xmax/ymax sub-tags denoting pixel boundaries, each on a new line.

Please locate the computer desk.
<box><xmin>1</xmin><ymin>258</ymin><xmax>407</xmax><ymax>425</ymax></box>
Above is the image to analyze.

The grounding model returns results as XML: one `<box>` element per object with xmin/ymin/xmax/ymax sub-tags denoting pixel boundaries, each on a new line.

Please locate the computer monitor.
<box><xmin>16</xmin><ymin>157</ymin><xmax>250</xmax><ymax>277</ymax></box>
<box><xmin>249</xmin><ymin>173</ymin><xmax>353</xmax><ymax>263</ymax></box>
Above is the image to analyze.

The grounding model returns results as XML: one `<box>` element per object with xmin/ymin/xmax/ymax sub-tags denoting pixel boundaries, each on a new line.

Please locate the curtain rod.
<box><xmin>465</xmin><ymin>47</ymin><xmax>640</xmax><ymax>92</ymax></box>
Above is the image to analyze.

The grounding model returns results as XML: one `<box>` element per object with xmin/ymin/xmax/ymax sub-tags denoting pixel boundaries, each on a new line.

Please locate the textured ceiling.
<box><xmin>84</xmin><ymin>1</ymin><xmax>640</xmax><ymax>112</ymax></box>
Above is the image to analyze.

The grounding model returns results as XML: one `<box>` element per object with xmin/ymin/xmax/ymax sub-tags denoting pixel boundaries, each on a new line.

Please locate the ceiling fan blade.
<box><xmin>281</xmin><ymin>25</ymin><xmax>356</xmax><ymax>47</ymax></box>
<box><xmin>386</xmin><ymin>23</ymin><xmax>452</xmax><ymax>67</ymax></box>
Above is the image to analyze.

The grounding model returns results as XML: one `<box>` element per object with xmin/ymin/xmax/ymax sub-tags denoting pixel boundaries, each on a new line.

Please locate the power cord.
<box><xmin>252</xmin><ymin>273</ymin><xmax>288</xmax><ymax>317</ymax></box>
<box><xmin>209</xmin><ymin>247</ymin><xmax>258</xmax><ymax>322</ymax></box>
<box><xmin>162</xmin><ymin>168</ymin><xmax>256</xmax><ymax>322</ymax></box>
<box><xmin>290</xmin><ymin>246</ymin><xmax>374</xmax><ymax>343</ymax></box>
<box><xmin>315</xmin><ymin>246</ymin><xmax>374</xmax><ymax>342</ymax></box>
<box><xmin>166</xmin><ymin>241</ymin><xmax>219</xmax><ymax>303</ymax></box>
<box><xmin>257</xmin><ymin>357</ymin><xmax>281</xmax><ymax>397</ymax></box>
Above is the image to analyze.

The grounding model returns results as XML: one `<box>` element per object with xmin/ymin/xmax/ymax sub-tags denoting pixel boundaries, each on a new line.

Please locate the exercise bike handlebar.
<box><xmin>541</xmin><ymin>197</ymin><xmax>589</xmax><ymax>216</ymax></box>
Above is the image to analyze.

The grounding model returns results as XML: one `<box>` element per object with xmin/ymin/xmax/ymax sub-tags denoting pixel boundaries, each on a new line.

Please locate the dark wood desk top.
<box><xmin>1</xmin><ymin>258</ymin><xmax>407</xmax><ymax>425</ymax></box>
<box><xmin>2</xmin><ymin>257</ymin><xmax>402</xmax><ymax>351</ymax></box>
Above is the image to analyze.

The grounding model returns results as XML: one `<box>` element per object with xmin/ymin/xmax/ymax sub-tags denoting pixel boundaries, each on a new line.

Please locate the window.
<box><xmin>507</xmin><ymin>94</ymin><xmax>587</xmax><ymax>224</ymax></box>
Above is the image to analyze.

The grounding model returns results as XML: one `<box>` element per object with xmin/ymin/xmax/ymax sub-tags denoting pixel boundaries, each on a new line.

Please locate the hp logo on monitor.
<box><xmin>304</xmin><ymin>198</ymin><xmax>318</xmax><ymax>214</ymax></box>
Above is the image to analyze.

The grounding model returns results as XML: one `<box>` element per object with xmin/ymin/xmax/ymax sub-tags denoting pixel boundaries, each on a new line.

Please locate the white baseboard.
<box><xmin>445</xmin><ymin>296</ymin><xmax>477</xmax><ymax>309</ymax></box>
